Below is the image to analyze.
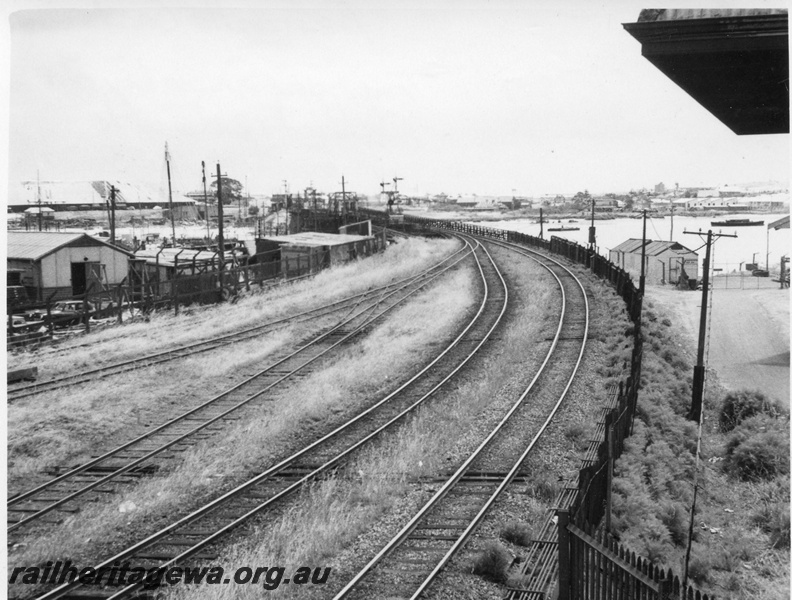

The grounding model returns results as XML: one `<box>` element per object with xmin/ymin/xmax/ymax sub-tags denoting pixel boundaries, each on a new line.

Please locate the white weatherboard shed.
<box><xmin>7</xmin><ymin>232</ymin><xmax>133</xmax><ymax>302</ymax></box>
<box><xmin>609</xmin><ymin>239</ymin><xmax>699</xmax><ymax>286</ymax></box>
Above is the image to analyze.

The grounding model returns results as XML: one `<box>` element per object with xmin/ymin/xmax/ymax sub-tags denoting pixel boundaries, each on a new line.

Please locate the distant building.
<box><xmin>9</xmin><ymin>180</ymin><xmax>198</xmax><ymax>219</ymax></box>
<box><xmin>654</xmin><ymin>182</ymin><xmax>666</xmax><ymax>194</ymax></box>
<box><xmin>609</xmin><ymin>238</ymin><xmax>699</xmax><ymax>286</ymax></box>
<box><xmin>7</xmin><ymin>232</ymin><xmax>134</xmax><ymax>302</ymax></box>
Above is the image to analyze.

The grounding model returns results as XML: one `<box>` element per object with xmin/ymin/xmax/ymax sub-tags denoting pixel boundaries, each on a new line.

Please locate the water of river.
<box><xmin>474</xmin><ymin>213</ymin><xmax>790</xmax><ymax>273</ymax></box>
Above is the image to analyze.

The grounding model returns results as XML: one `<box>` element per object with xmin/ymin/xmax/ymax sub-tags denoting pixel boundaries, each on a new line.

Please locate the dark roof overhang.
<box><xmin>623</xmin><ymin>12</ymin><xmax>789</xmax><ymax>135</ymax></box>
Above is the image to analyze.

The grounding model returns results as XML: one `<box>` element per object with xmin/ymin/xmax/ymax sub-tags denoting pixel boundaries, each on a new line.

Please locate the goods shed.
<box><xmin>7</xmin><ymin>231</ymin><xmax>134</xmax><ymax>302</ymax></box>
<box><xmin>609</xmin><ymin>239</ymin><xmax>699</xmax><ymax>287</ymax></box>
<box><xmin>261</xmin><ymin>231</ymin><xmax>379</xmax><ymax>277</ymax></box>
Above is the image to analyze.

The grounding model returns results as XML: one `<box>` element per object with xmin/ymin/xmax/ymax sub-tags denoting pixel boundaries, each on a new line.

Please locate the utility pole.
<box><xmin>215</xmin><ymin>163</ymin><xmax>225</xmax><ymax>272</ymax></box>
<box><xmin>36</xmin><ymin>170</ymin><xmax>43</xmax><ymax>232</ymax></box>
<box><xmin>165</xmin><ymin>142</ymin><xmax>176</xmax><ymax>246</ymax></box>
<box><xmin>341</xmin><ymin>175</ymin><xmax>347</xmax><ymax>221</ymax></box>
<box><xmin>670</xmin><ymin>200</ymin><xmax>675</xmax><ymax>241</ymax></box>
<box><xmin>201</xmin><ymin>161</ymin><xmax>210</xmax><ymax>239</ymax></box>
<box><xmin>589</xmin><ymin>197</ymin><xmax>596</xmax><ymax>250</ymax></box>
<box><xmin>539</xmin><ymin>207</ymin><xmax>544</xmax><ymax>240</ymax></box>
<box><xmin>283</xmin><ymin>180</ymin><xmax>289</xmax><ymax>234</ymax></box>
<box><xmin>109</xmin><ymin>185</ymin><xmax>117</xmax><ymax>245</ymax></box>
<box><xmin>766</xmin><ymin>227</ymin><xmax>770</xmax><ymax>271</ymax></box>
<box><xmin>683</xmin><ymin>229</ymin><xmax>737</xmax><ymax>422</ymax></box>
<box><xmin>639</xmin><ymin>209</ymin><xmax>649</xmax><ymax>297</ymax></box>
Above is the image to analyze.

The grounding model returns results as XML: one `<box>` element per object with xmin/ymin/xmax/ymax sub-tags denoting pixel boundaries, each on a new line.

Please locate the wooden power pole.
<box><xmin>683</xmin><ymin>229</ymin><xmax>737</xmax><ymax>422</ymax></box>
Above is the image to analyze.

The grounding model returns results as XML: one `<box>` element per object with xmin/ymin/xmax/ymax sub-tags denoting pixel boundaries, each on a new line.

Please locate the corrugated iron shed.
<box><xmin>611</xmin><ymin>238</ymin><xmax>697</xmax><ymax>256</ymax></box>
<box><xmin>263</xmin><ymin>232</ymin><xmax>373</xmax><ymax>247</ymax></box>
<box><xmin>7</xmin><ymin>231</ymin><xmax>133</xmax><ymax>261</ymax></box>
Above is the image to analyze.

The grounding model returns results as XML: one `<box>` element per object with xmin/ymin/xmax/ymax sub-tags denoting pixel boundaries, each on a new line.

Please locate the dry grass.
<box><xmin>8</xmin><ymin>264</ymin><xmax>477</xmax><ymax>592</ymax></box>
<box><xmin>7</xmin><ymin>238</ymin><xmax>459</xmax><ymax>485</ymax></box>
<box><xmin>7</xmin><ymin>237</ymin><xmax>460</xmax><ymax>373</ymax></box>
<box><xmin>156</xmin><ymin>264</ymin><xmax>557</xmax><ymax>600</ymax></box>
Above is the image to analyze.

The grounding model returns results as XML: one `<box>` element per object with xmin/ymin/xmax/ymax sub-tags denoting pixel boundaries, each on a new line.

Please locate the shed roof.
<box><xmin>134</xmin><ymin>247</ymin><xmax>222</xmax><ymax>267</ymax></box>
<box><xmin>7</xmin><ymin>231</ymin><xmax>134</xmax><ymax>261</ymax></box>
<box><xmin>262</xmin><ymin>232</ymin><xmax>373</xmax><ymax>248</ymax></box>
<box><xmin>610</xmin><ymin>238</ymin><xmax>698</xmax><ymax>257</ymax></box>
<box><xmin>769</xmin><ymin>215</ymin><xmax>790</xmax><ymax>230</ymax></box>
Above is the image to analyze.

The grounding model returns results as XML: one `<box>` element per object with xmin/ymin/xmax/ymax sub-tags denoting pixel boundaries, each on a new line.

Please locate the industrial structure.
<box><xmin>609</xmin><ymin>239</ymin><xmax>699</xmax><ymax>286</ymax></box>
<box><xmin>7</xmin><ymin>231</ymin><xmax>134</xmax><ymax>302</ymax></box>
<box><xmin>257</xmin><ymin>231</ymin><xmax>381</xmax><ymax>278</ymax></box>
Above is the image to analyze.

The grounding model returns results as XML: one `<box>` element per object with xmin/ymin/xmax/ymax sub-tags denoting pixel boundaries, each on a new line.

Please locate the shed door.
<box><xmin>71</xmin><ymin>262</ymin><xmax>101</xmax><ymax>295</ymax></box>
<box><xmin>668</xmin><ymin>258</ymin><xmax>681</xmax><ymax>284</ymax></box>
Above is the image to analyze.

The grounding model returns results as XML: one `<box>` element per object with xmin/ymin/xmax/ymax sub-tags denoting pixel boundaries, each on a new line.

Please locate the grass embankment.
<box><xmin>432</xmin><ymin>263</ymin><xmax>637</xmax><ymax>598</ymax></box>
<box><xmin>611</xmin><ymin>300</ymin><xmax>789</xmax><ymax>599</ymax></box>
<box><xmin>165</xmin><ymin>255</ymin><xmax>560</xmax><ymax>600</ymax></box>
<box><xmin>7</xmin><ymin>237</ymin><xmax>460</xmax><ymax>373</ymax></box>
<box><xmin>9</xmin><ymin>254</ymin><xmax>476</xmax><ymax>597</ymax></box>
<box><xmin>7</xmin><ymin>237</ymin><xmax>459</xmax><ymax>489</ymax></box>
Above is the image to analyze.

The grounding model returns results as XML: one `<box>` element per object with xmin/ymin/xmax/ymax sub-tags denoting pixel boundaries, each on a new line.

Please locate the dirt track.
<box><xmin>649</xmin><ymin>285</ymin><xmax>790</xmax><ymax>406</ymax></box>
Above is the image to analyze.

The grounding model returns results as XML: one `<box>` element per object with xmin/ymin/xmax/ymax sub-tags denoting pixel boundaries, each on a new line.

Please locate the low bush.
<box><xmin>719</xmin><ymin>389</ymin><xmax>786</xmax><ymax>432</ymax></box>
<box><xmin>686</xmin><ymin>551</ymin><xmax>713</xmax><ymax>585</ymax></box>
<box><xmin>725</xmin><ymin>415</ymin><xmax>790</xmax><ymax>481</ymax></box>
<box><xmin>564</xmin><ymin>422</ymin><xmax>588</xmax><ymax>451</ymax></box>
<box><xmin>500</xmin><ymin>521</ymin><xmax>534</xmax><ymax>547</ymax></box>
<box><xmin>471</xmin><ymin>541</ymin><xmax>512</xmax><ymax>583</ymax></box>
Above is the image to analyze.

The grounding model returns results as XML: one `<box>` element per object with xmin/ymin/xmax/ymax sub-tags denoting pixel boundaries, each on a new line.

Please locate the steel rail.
<box><xmin>333</xmin><ymin>235</ymin><xmax>589</xmax><ymax>600</ymax></box>
<box><xmin>8</xmin><ymin>245</ymin><xmax>468</xmax><ymax>402</ymax></box>
<box><xmin>407</xmin><ymin>237</ymin><xmax>590</xmax><ymax>599</ymax></box>
<box><xmin>31</xmin><ymin>237</ymin><xmax>506</xmax><ymax>600</ymax></box>
<box><xmin>8</xmin><ymin>244</ymin><xmax>475</xmax><ymax>531</ymax></box>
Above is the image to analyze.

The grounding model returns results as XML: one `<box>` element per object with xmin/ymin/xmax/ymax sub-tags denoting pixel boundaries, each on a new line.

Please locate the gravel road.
<box><xmin>649</xmin><ymin>285</ymin><xmax>789</xmax><ymax>406</ymax></box>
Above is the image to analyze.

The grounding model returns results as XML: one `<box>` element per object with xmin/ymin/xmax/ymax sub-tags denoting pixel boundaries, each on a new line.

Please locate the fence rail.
<box><xmin>359</xmin><ymin>210</ymin><xmax>713</xmax><ymax>600</ymax></box>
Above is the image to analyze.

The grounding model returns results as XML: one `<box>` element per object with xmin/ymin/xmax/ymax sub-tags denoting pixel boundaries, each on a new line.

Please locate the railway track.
<box><xmin>332</xmin><ymin>236</ymin><xmax>589</xmax><ymax>600</ymax></box>
<box><xmin>7</xmin><ymin>241</ymin><xmax>474</xmax><ymax>537</ymax></box>
<box><xmin>7</xmin><ymin>242</ymin><xmax>462</xmax><ymax>403</ymax></box>
<box><xmin>16</xmin><ymin>236</ymin><xmax>509</xmax><ymax>600</ymax></box>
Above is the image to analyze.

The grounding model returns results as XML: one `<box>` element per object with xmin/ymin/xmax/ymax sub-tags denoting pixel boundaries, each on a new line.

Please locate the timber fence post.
<box><xmin>557</xmin><ymin>508</ymin><xmax>571</xmax><ymax>600</ymax></box>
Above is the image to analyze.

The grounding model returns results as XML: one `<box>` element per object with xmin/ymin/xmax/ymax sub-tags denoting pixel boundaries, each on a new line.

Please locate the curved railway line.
<box><xmin>8</xmin><ymin>240</ymin><xmax>475</xmax><ymax>536</ymax></box>
<box><xmin>332</xmin><ymin>236</ymin><xmax>590</xmax><ymax>600</ymax></box>
<box><xmin>7</xmin><ymin>238</ymin><xmax>458</xmax><ymax>403</ymax></box>
<box><xmin>16</xmin><ymin>235</ymin><xmax>513</xmax><ymax>600</ymax></box>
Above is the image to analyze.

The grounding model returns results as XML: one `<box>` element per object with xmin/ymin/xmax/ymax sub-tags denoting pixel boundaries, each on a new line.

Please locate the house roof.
<box><xmin>7</xmin><ymin>231</ymin><xmax>133</xmax><ymax>261</ymax></box>
<box><xmin>610</xmin><ymin>238</ymin><xmax>698</xmax><ymax>256</ymax></box>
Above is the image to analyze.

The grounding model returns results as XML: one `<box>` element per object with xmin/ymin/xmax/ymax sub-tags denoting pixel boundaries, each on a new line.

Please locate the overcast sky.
<box><xmin>3</xmin><ymin>0</ymin><xmax>790</xmax><ymax>198</ymax></box>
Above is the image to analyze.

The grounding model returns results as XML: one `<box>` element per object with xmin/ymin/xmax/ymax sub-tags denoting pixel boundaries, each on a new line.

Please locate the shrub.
<box><xmin>686</xmin><ymin>552</ymin><xmax>712</xmax><ymax>585</ymax></box>
<box><xmin>659</xmin><ymin>501</ymin><xmax>688</xmax><ymax>546</ymax></box>
<box><xmin>753</xmin><ymin>501</ymin><xmax>791</xmax><ymax>549</ymax></box>
<box><xmin>661</xmin><ymin>317</ymin><xmax>672</xmax><ymax>327</ymax></box>
<box><xmin>564</xmin><ymin>422</ymin><xmax>588</xmax><ymax>451</ymax></box>
<box><xmin>500</xmin><ymin>521</ymin><xmax>534</xmax><ymax>547</ymax></box>
<box><xmin>725</xmin><ymin>416</ymin><xmax>790</xmax><ymax>481</ymax></box>
<box><xmin>471</xmin><ymin>541</ymin><xmax>512</xmax><ymax>583</ymax></box>
<box><xmin>719</xmin><ymin>389</ymin><xmax>786</xmax><ymax>432</ymax></box>
<box><xmin>530</xmin><ymin>471</ymin><xmax>559</xmax><ymax>503</ymax></box>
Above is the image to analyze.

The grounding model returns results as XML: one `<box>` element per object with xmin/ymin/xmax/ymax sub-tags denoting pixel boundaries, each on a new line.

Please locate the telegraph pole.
<box><xmin>539</xmin><ymin>207</ymin><xmax>544</xmax><ymax>240</ymax></box>
<box><xmin>283</xmin><ymin>180</ymin><xmax>289</xmax><ymax>234</ymax></box>
<box><xmin>639</xmin><ymin>209</ymin><xmax>649</xmax><ymax>297</ymax></box>
<box><xmin>165</xmin><ymin>142</ymin><xmax>176</xmax><ymax>246</ymax></box>
<box><xmin>341</xmin><ymin>175</ymin><xmax>347</xmax><ymax>220</ymax></box>
<box><xmin>201</xmin><ymin>161</ymin><xmax>210</xmax><ymax>239</ymax></box>
<box><xmin>215</xmin><ymin>163</ymin><xmax>225</xmax><ymax>272</ymax></box>
<box><xmin>109</xmin><ymin>185</ymin><xmax>117</xmax><ymax>245</ymax></box>
<box><xmin>589</xmin><ymin>197</ymin><xmax>596</xmax><ymax>250</ymax></box>
<box><xmin>683</xmin><ymin>229</ymin><xmax>737</xmax><ymax>422</ymax></box>
<box><xmin>36</xmin><ymin>170</ymin><xmax>43</xmax><ymax>232</ymax></box>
